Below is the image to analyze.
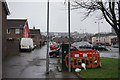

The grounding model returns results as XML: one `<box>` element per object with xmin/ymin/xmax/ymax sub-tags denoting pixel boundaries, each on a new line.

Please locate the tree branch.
<box><xmin>98</xmin><ymin>2</ymin><xmax>114</xmax><ymax>22</ymax></box>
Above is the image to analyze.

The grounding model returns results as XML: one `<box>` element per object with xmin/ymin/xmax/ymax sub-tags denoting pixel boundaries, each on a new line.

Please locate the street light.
<box><xmin>46</xmin><ymin>0</ymin><xmax>49</xmax><ymax>74</ymax></box>
<box><xmin>95</xmin><ymin>21</ymin><xmax>103</xmax><ymax>44</ymax></box>
<box><xmin>68</xmin><ymin>0</ymin><xmax>71</xmax><ymax>72</ymax></box>
<box><xmin>80</xmin><ymin>29</ymin><xmax>86</xmax><ymax>40</ymax></box>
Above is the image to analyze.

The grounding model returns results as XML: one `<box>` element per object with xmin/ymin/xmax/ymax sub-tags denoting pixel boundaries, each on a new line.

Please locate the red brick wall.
<box><xmin>31</xmin><ymin>35</ymin><xmax>41</xmax><ymax>47</ymax></box>
<box><xmin>2</xmin><ymin>2</ymin><xmax>7</xmax><ymax>58</ymax></box>
<box><xmin>6</xmin><ymin>28</ymin><xmax>23</xmax><ymax>57</ymax></box>
<box><xmin>0</xmin><ymin>2</ymin><xmax>2</xmax><ymax>79</ymax></box>
<box><xmin>6</xmin><ymin>39</ymin><xmax>20</xmax><ymax>57</ymax></box>
<box><xmin>6</xmin><ymin>28</ymin><xmax>23</xmax><ymax>39</ymax></box>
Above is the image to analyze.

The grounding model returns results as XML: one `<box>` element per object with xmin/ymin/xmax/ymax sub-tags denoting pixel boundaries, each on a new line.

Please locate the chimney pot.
<box><xmin>33</xmin><ymin>27</ymin><xmax>35</xmax><ymax>30</ymax></box>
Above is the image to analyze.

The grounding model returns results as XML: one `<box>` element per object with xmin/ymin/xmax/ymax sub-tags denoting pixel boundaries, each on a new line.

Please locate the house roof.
<box><xmin>92</xmin><ymin>33</ymin><xmax>117</xmax><ymax>37</ymax></box>
<box><xmin>105</xmin><ymin>33</ymin><xmax>117</xmax><ymax>36</ymax></box>
<box><xmin>2</xmin><ymin>1</ymin><xmax>10</xmax><ymax>15</ymax></box>
<box><xmin>29</xmin><ymin>29</ymin><xmax>40</xmax><ymax>35</ymax></box>
<box><xmin>111</xmin><ymin>37</ymin><xmax>118</xmax><ymax>40</ymax></box>
<box><xmin>7</xmin><ymin>19</ymin><xmax>27</xmax><ymax>28</ymax></box>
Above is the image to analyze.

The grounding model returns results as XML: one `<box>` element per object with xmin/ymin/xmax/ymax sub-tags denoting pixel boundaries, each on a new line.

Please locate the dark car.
<box><xmin>49</xmin><ymin>46</ymin><xmax>79</xmax><ymax>58</ymax></box>
<box><xmin>49</xmin><ymin>48</ymin><xmax>61</xmax><ymax>57</ymax></box>
<box><xmin>79</xmin><ymin>45</ymin><xmax>93</xmax><ymax>49</ymax></box>
<box><xmin>92</xmin><ymin>45</ymin><xmax>108</xmax><ymax>51</ymax></box>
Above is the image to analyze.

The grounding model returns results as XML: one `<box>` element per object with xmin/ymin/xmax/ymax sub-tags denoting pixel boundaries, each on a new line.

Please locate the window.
<box><xmin>15</xmin><ymin>29</ymin><xmax>20</xmax><ymax>34</ymax></box>
<box><xmin>70</xmin><ymin>46</ymin><xmax>78</xmax><ymax>51</ymax></box>
<box><xmin>7</xmin><ymin>29</ymin><xmax>10</xmax><ymax>34</ymax></box>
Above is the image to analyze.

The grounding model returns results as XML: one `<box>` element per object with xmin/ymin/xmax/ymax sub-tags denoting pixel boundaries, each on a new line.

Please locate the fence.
<box><xmin>64</xmin><ymin>50</ymin><xmax>100</xmax><ymax>69</ymax></box>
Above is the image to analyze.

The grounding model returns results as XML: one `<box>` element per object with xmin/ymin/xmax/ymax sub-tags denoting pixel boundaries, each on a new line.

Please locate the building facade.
<box><xmin>29</xmin><ymin>27</ymin><xmax>42</xmax><ymax>47</ymax></box>
<box><xmin>111</xmin><ymin>37</ymin><xmax>118</xmax><ymax>45</ymax></box>
<box><xmin>0</xmin><ymin>1</ymin><xmax>10</xmax><ymax>79</ymax></box>
<box><xmin>0</xmin><ymin>1</ymin><xmax>10</xmax><ymax>59</ymax></box>
<box><xmin>92</xmin><ymin>33</ymin><xmax>117</xmax><ymax>46</ymax></box>
<box><xmin>6</xmin><ymin>19</ymin><xmax>27</xmax><ymax>57</ymax></box>
<box><xmin>52</xmin><ymin>37</ymin><xmax>73</xmax><ymax>44</ymax></box>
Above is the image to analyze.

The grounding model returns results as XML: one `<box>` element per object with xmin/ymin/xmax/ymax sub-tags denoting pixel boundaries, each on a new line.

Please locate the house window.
<box><xmin>7</xmin><ymin>29</ymin><xmax>10</xmax><ymax>34</ymax></box>
<box><xmin>15</xmin><ymin>29</ymin><xmax>20</xmax><ymax>34</ymax></box>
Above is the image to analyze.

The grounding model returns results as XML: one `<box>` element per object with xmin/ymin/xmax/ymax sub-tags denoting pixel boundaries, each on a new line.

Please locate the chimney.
<box><xmin>33</xmin><ymin>27</ymin><xmax>35</xmax><ymax>30</ymax></box>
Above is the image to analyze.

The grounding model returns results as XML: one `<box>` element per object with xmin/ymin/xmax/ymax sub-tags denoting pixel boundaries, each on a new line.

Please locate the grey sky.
<box><xmin>6</xmin><ymin>0</ymin><xmax>112</xmax><ymax>33</ymax></box>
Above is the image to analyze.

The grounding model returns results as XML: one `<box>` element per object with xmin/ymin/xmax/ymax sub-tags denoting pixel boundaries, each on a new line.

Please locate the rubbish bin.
<box><xmin>61</xmin><ymin>44</ymin><xmax>69</xmax><ymax>71</ymax></box>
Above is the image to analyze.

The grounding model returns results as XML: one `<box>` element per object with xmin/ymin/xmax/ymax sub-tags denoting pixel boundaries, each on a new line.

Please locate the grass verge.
<box><xmin>78</xmin><ymin>57</ymin><xmax>120</xmax><ymax>79</ymax></box>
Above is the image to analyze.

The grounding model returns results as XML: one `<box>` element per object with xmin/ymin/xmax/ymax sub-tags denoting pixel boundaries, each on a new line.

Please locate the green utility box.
<box><xmin>61</xmin><ymin>44</ymin><xmax>69</xmax><ymax>71</ymax></box>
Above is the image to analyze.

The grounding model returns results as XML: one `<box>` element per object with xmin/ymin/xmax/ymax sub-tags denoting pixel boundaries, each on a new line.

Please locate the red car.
<box><xmin>70</xmin><ymin>46</ymin><xmax>79</xmax><ymax>51</ymax></box>
<box><xmin>50</xmin><ymin>45</ymin><xmax>60</xmax><ymax>50</ymax></box>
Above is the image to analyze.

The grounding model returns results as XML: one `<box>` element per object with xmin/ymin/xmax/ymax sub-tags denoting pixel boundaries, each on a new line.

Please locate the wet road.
<box><xmin>100</xmin><ymin>47</ymin><xmax>119</xmax><ymax>58</ymax></box>
<box><xmin>3</xmin><ymin>45</ymin><xmax>47</xmax><ymax>78</ymax></box>
<box><xmin>3</xmin><ymin>45</ymin><xmax>78</xmax><ymax>78</ymax></box>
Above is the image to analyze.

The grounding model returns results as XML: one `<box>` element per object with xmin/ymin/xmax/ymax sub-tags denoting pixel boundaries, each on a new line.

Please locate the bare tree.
<box><xmin>71</xmin><ymin>0</ymin><xmax>120</xmax><ymax>54</ymax></box>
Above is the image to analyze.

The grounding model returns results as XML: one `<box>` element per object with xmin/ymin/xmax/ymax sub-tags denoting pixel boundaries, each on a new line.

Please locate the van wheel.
<box><xmin>29</xmin><ymin>49</ymin><xmax>32</xmax><ymax>52</ymax></box>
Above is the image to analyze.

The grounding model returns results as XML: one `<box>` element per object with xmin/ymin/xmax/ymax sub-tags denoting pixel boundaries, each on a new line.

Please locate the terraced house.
<box><xmin>0</xmin><ymin>1</ymin><xmax>10</xmax><ymax>59</ymax></box>
<box><xmin>92</xmin><ymin>33</ymin><xmax>117</xmax><ymax>46</ymax></box>
<box><xmin>6</xmin><ymin>19</ymin><xmax>29</xmax><ymax>57</ymax></box>
<box><xmin>29</xmin><ymin>27</ymin><xmax>42</xmax><ymax>48</ymax></box>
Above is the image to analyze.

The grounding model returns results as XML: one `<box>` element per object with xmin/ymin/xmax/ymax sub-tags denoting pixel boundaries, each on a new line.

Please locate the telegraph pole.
<box><xmin>68</xmin><ymin>0</ymin><xmax>71</xmax><ymax>72</ymax></box>
<box><xmin>46</xmin><ymin>0</ymin><xmax>49</xmax><ymax>74</ymax></box>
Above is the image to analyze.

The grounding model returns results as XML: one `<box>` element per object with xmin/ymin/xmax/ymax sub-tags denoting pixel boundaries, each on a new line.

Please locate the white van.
<box><xmin>20</xmin><ymin>38</ymin><xmax>34</xmax><ymax>51</ymax></box>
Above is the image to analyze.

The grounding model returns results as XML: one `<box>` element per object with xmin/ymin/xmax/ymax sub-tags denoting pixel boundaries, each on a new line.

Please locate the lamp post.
<box><xmin>80</xmin><ymin>29</ymin><xmax>86</xmax><ymax>41</ymax></box>
<box><xmin>68</xmin><ymin>0</ymin><xmax>71</xmax><ymax>72</ymax></box>
<box><xmin>46</xmin><ymin>0</ymin><xmax>49</xmax><ymax>74</ymax></box>
<box><xmin>95</xmin><ymin>21</ymin><xmax>103</xmax><ymax>44</ymax></box>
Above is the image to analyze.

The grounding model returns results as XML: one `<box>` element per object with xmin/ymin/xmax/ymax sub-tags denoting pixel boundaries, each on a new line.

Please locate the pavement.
<box><xmin>2</xmin><ymin>45</ymin><xmax>119</xmax><ymax>79</ymax></box>
<box><xmin>3</xmin><ymin>45</ymin><xmax>80</xmax><ymax>79</ymax></box>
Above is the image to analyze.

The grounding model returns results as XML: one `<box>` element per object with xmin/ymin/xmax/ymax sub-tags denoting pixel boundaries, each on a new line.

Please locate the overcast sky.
<box><xmin>6</xmin><ymin>0</ymin><xmax>112</xmax><ymax>33</ymax></box>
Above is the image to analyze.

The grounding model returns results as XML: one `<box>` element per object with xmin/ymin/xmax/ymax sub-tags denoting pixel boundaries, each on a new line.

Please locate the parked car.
<box><xmin>70</xmin><ymin>46</ymin><xmax>79</xmax><ymax>51</ymax></box>
<box><xmin>105</xmin><ymin>43</ymin><xmax>111</xmax><ymax>46</ymax></box>
<box><xmin>49</xmin><ymin>48</ymin><xmax>61</xmax><ymax>57</ymax></box>
<box><xmin>33</xmin><ymin>42</ymin><xmax>37</xmax><ymax>49</ymax></box>
<box><xmin>73</xmin><ymin>41</ymin><xmax>93</xmax><ymax>49</ymax></box>
<box><xmin>113</xmin><ymin>44</ymin><xmax>119</xmax><ymax>48</ymax></box>
<box><xmin>79</xmin><ymin>45</ymin><xmax>93</xmax><ymax>49</ymax></box>
<box><xmin>92</xmin><ymin>45</ymin><xmax>108</xmax><ymax>51</ymax></box>
<box><xmin>33</xmin><ymin>44</ymin><xmax>37</xmax><ymax>49</ymax></box>
<box><xmin>49</xmin><ymin>46</ymin><xmax>79</xmax><ymax>58</ymax></box>
<box><xmin>50</xmin><ymin>45</ymin><xmax>60</xmax><ymax>50</ymax></box>
<box><xmin>20</xmin><ymin>38</ymin><xmax>34</xmax><ymax>51</ymax></box>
